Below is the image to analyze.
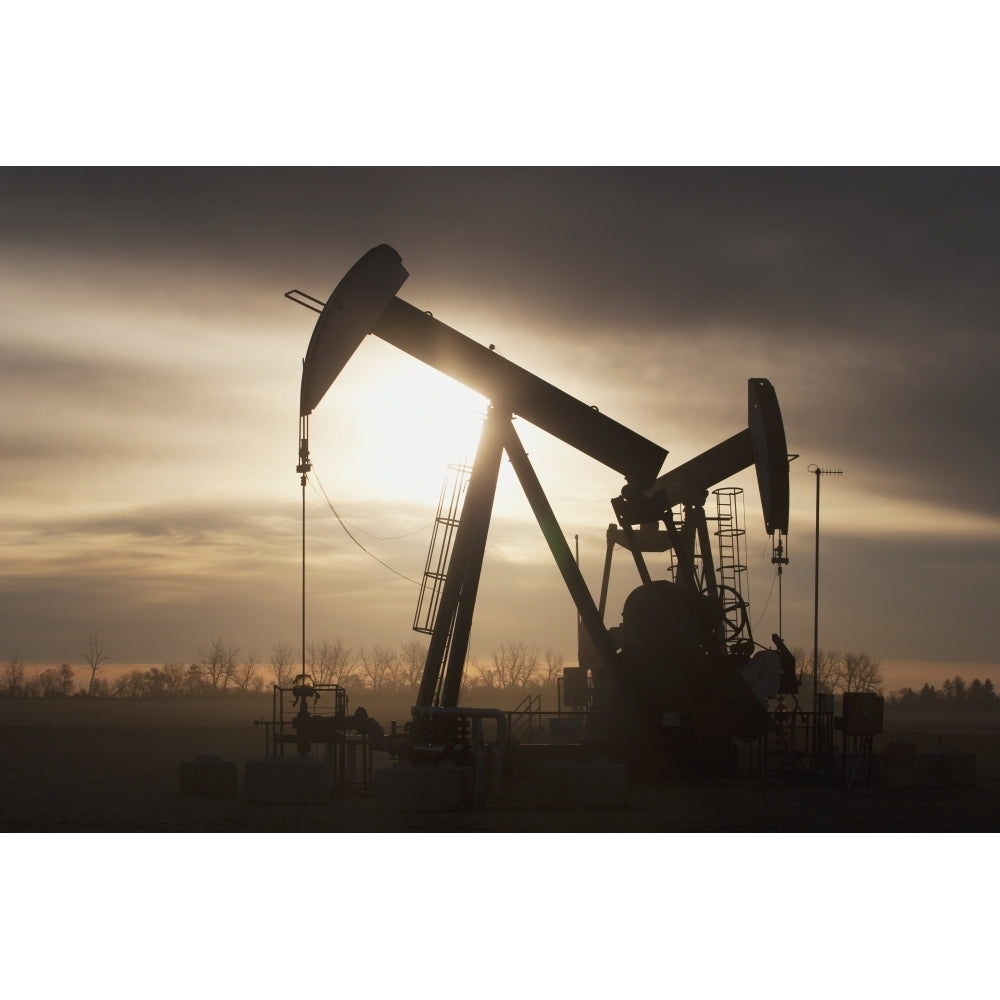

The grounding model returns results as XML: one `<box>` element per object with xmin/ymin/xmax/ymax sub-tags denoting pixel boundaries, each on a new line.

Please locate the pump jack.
<box><xmin>291</xmin><ymin>245</ymin><xmax>792</xmax><ymax>774</ymax></box>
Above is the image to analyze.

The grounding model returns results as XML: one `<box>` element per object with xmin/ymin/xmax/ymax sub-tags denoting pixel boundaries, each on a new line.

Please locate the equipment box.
<box><xmin>842</xmin><ymin>692</ymin><xmax>884</xmax><ymax>735</ymax></box>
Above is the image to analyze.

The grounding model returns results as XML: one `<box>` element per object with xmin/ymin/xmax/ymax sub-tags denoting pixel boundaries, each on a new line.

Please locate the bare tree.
<box><xmin>796</xmin><ymin>646</ymin><xmax>840</xmax><ymax>698</ymax></box>
<box><xmin>200</xmin><ymin>636</ymin><xmax>240</xmax><ymax>690</ymax></box>
<box><xmin>796</xmin><ymin>648</ymin><xmax>883</xmax><ymax>697</ymax></box>
<box><xmin>112</xmin><ymin>669</ymin><xmax>147</xmax><ymax>699</ymax></box>
<box><xmin>233</xmin><ymin>649</ymin><xmax>260</xmax><ymax>691</ymax></box>
<box><xmin>483</xmin><ymin>641</ymin><xmax>540</xmax><ymax>691</ymax></box>
<box><xmin>162</xmin><ymin>662</ymin><xmax>187</xmax><ymax>695</ymax></box>
<box><xmin>541</xmin><ymin>646</ymin><xmax>565</xmax><ymax>689</ymax></box>
<box><xmin>307</xmin><ymin>638</ymin><xmax>356</xmax><ymax>687</ymax></box>
<box><xmin>837</xmin><ymin>652</ymin><xmax>883</xmax><ymax>694</ymax></box>
<box><xmin>395</xmin><ymin>639</ymin><xmax>427</xmax><ymax>692</ymax></box>
<box><xmin>818</xmin><ymin>649</ymin><xmax>842</xmax><ymax>694</ymax></box>
<box><xmin>223</xmin><ymin>641</ymin><xmax>241</xmax><ymax>689</ymax></box>
<box><xmin>463</xmin><ymin>654</ymin><xmax>488</xmax><ymax>695</ymax></box>
<box><xmin>185</xmin><ymin>663</ymin><xmax>206</xmax><ymax>694</ymax></box>
<box><xmin>270</xmin><ymin>641</ymin><xmax>298</xmax><ymax>688</ymax></box>
<box><xmin>37</xmin><ymin>664</ymin><xmax>76</xmax><ymax>697</ymax></box>
<box><xmin>89</xmin><ymin>677</ymin><xmax>113</xmax><ymax>698</ymax></box>
<box><xmin>3</xmin><ymin>656</ymin><xmax>26</xmax><ymax>697</ymax></box>
<box><xmin>145</xmin><ymin>667</ymin><xmax>167</xmax><ymax>697</ymax></box>
<box><xmin>81</xmin><ymin>633</ymin><xmax>109</xmax><ymax>696</ymax></box>
<box><xmin>358</xmin><ymin>644</ymin><xmax>397</xmax><ymax>695</ymax></box>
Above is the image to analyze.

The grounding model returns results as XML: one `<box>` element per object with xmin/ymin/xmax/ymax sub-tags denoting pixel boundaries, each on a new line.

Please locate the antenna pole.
<box><xmin>808</xmin><ymin>464</ymin><xmax>843</xmax><ymax>729</ymax></box>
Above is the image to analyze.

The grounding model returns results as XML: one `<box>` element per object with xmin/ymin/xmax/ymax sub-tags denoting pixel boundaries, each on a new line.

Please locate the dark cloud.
<box><xmin>777</xmin><ymin>528</ymin><xmax>1000</xmax><ymax>665</ymax></box>
<box><xmin>5</xmin><ymin>168</ymin><xmax>997</xmax><ymax>341</ymax></box>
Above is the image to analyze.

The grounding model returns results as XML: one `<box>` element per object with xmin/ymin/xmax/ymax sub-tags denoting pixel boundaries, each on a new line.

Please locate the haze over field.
<box><xmin>3</xmin><ymin>167</ymin><xmax>998</xmax><ymax>693</ymax></box>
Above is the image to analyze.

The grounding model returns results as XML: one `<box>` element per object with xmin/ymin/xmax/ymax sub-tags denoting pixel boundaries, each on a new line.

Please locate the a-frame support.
<box><xmin>417</xmin><ymin>405</ymin><xmax>507</xmax><ymax>709</ymax></box>
<box><xmin>500</xmin><ymin>421</ymin><xmax>620</xmax><ymax>694</ymax></box>
<box><xmin>416</xmin><ymin>409</ymin><xmax>621</xmax><ymax>711</ymax></box>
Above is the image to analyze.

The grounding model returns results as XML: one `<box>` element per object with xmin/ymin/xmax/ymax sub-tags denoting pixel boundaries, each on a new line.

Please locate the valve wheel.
<box><xmin>717</xmin><ymin>584</ymin><xmax>750</xmax><ymax>641</ymax></box>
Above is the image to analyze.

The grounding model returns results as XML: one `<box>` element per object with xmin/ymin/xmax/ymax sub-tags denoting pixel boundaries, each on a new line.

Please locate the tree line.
<box><xmin>4</xmin><ymin>636</ymin><xmax>896</xmax><ymax>703</ymax></box>
<box><xmin>1</xmin><ymin>636</ymin><xmax>567</xmax><ymax>701</ymax></box>
<box><xmin>790</xmin><ymin>648</ymin><xmax>884</xmax><ymax>696</ymax></box>
<box><xmin>885</xmin><ymin>676</ymin><xmax>999</xmax><ymax>710</ymax></box>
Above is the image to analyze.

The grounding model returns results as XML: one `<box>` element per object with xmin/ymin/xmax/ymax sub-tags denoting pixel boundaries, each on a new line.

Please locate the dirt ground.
<box><xmin>2</xmin><ymin>697</ymin><xmax>998</xmax><ymax>832</ymax></box>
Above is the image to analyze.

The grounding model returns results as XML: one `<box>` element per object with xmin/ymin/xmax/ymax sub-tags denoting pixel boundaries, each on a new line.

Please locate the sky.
<box><xmin>3</xmin><ymin>167</ymin><xmax>998</xmax><ymax>691</ymax></box>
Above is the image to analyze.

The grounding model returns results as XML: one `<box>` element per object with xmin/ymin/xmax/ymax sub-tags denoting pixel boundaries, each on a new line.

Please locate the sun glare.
<box><xmin>305</xmin><ymin>338</ymin><xmax>487</xmax><ymax>519</ymax></box>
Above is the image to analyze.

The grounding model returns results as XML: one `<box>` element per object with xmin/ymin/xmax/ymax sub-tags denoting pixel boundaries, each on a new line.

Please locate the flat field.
<box><xmin>2</xmin><ymin>696</ymin><xmax>998</xmax><ymax>832</ymax></box>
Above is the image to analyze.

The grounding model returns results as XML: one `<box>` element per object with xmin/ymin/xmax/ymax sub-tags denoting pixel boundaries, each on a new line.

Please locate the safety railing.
<box><xmin>756</xmin><ymin>708</ymin><xmax>835</xmax><ymax>774</ymax></box>
<box><xmin>506</xmin><ymin>709</ymin><xmax>596</xmax><ymax>746</ymax></box>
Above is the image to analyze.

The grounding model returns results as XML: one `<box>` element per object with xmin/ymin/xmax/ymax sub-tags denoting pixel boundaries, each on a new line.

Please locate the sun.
<box><xmin>304</xmin><ymin>336</ymin><xmax>488</xmax><ymax>515</ymax></box>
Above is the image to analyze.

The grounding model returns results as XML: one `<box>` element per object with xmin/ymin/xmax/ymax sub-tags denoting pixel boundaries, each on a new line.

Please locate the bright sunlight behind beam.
<box><xmin>305</xmin><ymin>337</ymin><xmax>487</xmax><ymax>516</ymax></box>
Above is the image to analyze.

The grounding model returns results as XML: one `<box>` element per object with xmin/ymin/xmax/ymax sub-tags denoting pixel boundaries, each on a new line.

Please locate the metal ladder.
<box><xmin>713</xmin><ymin>486</ymin><xmax>750</xmax><ymax>647</ymax></box>
<box><xmin>413</xmin><ymin>462</ymin><xmax>472</xmax><ymax>637</ymax></box>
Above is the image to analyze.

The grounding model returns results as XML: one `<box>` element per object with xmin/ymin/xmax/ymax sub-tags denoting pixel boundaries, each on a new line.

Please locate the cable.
<box><xmin>751</xmin><ymin>566</ymin><xmax>780</xmax><ymax>632</ymax></box>
<box><xmin>310</xmin><ymin>470</ymin><xmax>422</xmax><ymax>586</ymax></box>
<box><xmin>311</xmin><ymin>475</ymin><xmax>431</xmax><ymax>540</ymax></box>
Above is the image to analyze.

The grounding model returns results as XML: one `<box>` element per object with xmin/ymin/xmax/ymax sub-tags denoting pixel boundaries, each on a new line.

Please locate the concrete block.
<box><xmin>245</xmin><ymin>755</ymin><xmax>328</xmax><ymax>804</ymax></box>
<box><xmin>374</xmin><ymin>762</ymin><xmax>469</xmax><ymax>812</ymax></box>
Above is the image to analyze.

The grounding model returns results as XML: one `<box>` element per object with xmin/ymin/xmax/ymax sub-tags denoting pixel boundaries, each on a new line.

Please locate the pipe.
<box><xmin>410</xmin><ymin>705</ymin><xmax>509</xmax><ymax>751</ymax></box>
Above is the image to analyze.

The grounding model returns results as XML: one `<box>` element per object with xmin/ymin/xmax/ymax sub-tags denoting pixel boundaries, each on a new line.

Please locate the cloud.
<box><xmin>777</xmin><ymin>528</ymin><xmax>1000</xmax><ymax>664</ymax></box>
<box><xmin>8</xmin><ymin>168</ymin><xmax>996</xmax><ymax>344</ymax></box>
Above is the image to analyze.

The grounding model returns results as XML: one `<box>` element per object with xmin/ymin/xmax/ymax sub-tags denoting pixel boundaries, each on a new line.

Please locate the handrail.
<box><xmin>511</xmin><ymin>693</ymin><xmax>541</xmax><ymax>716</ymax></box>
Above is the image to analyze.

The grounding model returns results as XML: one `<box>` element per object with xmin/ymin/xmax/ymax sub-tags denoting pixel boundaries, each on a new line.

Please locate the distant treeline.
<box><xmin>14</xmin><ymin>637</ymin><xmax>985</xmax><ymax>710</ymax></box>
<box><xmin>1</xmin><ymin>639</ymin><xmax>567</xmax><ymax>701</ymax></box>
<box><xmin>886</xmin><ymin>676</ymin><xmax>999</xmax><ymax>709</ymax></box>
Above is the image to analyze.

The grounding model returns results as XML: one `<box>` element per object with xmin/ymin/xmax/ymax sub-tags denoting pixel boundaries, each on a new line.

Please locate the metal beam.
<box><xmin>298</xmin><ymin>245</ymin><xmax>667</xmax><ymax>488</ymax></box>
<box><xmin>618</xmin><ymin>378</ymin><xmax>789</xmax><ymax>536</ymax></box>
<box><xmin>375</xmin><ymin>298</ymin><xmax>666</xmax><ymax>489</ymax></box>
<box><xmin>500</xmin><ymin>421</ymin><xmax>620</xmax><ymax>687</ymax></box>
<box><xmin>416</xmin><ymin>406</ymin><xmax>507</xmax><ymax>708</ymax></box>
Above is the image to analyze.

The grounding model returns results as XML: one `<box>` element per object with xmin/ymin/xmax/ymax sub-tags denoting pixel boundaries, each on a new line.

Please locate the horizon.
<box><xmin>12</xmin><ymin>656</ymin><xmax>1000</xmax><ymax>697</ymax></box>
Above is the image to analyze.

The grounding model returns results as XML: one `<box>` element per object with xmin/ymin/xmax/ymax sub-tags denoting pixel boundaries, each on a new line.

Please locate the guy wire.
<box><xmin>311</xmin><ymin>468</ymin><xmax>422</xmax><ymax>586</ymax></box>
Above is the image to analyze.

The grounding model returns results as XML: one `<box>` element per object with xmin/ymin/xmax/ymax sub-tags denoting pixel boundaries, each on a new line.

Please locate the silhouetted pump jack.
<box><xmin>289</xmin><ymin>245</ymin><xmax>793</xmax><ymax>775</ymax></box>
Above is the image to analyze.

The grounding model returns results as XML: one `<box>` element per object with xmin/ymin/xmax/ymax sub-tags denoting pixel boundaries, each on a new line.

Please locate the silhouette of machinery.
<box><xmin>253</xmin><ymin>673</ymin><xmax>385</xmax><ymax>792</ymax></box>
<box><xmin>290</xmin><ymin>245</ymin><xmax>793</xmax><ymax>774</ymax></box>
